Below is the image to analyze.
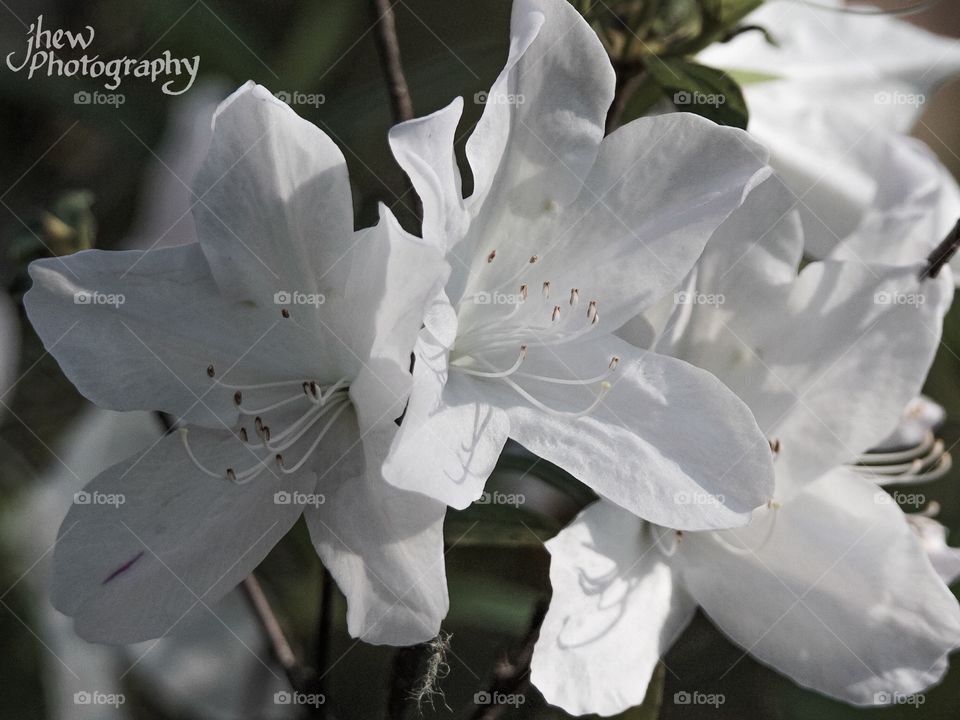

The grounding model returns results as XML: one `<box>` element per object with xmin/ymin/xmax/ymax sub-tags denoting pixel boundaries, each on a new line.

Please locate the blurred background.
<box><xmin>1</xmin><ymin>0</ymin><xmax>960</xmax><ymax>718</ymax></box>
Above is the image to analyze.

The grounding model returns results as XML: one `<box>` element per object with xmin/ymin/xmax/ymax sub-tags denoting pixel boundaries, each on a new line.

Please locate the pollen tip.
<box><xmin>600</xmin><ymin>381</ymin><xmax>611</xmax><ymax>391</ymax></box>
<box><xmin>281</xmin><ymin>308</ymin><xmax>290</xmax><ymax>318</ymax></box>
<box><xmin>178</xmin><ymin>427</ymin><xmax>189</xmax><ymax>436</ymax></box>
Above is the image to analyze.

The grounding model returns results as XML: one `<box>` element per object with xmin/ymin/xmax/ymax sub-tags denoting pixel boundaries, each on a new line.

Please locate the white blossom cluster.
<box><xmin>21</xmin><ymin>0</ymin><xmax>960</xmax><ymax>714</ymax></box>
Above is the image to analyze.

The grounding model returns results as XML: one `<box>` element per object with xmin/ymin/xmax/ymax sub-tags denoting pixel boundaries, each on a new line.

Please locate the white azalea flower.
<box><xmin>382</xmin><ymin>0</ymin><xmax>776</xmax><ymax>530</ymax></box>
<box><xmin>24</xmin><ymin>82</ymin><xmax>449</xmax><ymax>646</ymax></box>
<box><xmin>532</xmin><ymin>176</ymin><xmax>960</xmax><ymax>715</ymax></box>
<box><xmin>700</xmin><ymin>0</ymin><xmax>960</xmax><ymax>266</ymax></box>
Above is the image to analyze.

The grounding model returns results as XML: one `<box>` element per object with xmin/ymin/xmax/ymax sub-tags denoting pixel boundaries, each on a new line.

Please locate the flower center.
<box><xmin>180</xmin><ymin>366</ymin><xmax>352</xmax><ymax>484</ymax></box>
<box><xmin>448</xmin><ymin>253</ymin><xmax>615</xmax><ymax>418</ymax></box>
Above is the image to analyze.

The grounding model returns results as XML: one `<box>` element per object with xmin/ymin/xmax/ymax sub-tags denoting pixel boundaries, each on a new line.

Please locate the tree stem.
<box><xmin>372</xmin><ymin>0</ymin><xmax>415</xmax><ymax>124</ymax></box>
<box><xmin>920</xmin><ymin>217</ymin><xmax>960</xmax><ymax>280</ymax></box>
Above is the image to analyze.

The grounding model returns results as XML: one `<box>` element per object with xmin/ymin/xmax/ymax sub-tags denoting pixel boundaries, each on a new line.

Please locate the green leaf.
<box><xmin>645</xmin><ymin>58</ymin><xmax>749</xmax><ymax>128</ymax></box>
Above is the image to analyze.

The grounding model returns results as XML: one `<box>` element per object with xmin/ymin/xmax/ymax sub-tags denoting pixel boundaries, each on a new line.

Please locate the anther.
<box><xmin>206</xmin><ymin>364</ymin><xmax>215</xmax><ymax>378</ymax></box>
<box><xmin>233</xmin><ymin>390</ymin><xmax>242</xmax><ymax>406</ymax></box>
<box><xmin>262</xmin><ymin>426</ymin><xmax>271</xmax><ymax>443</ymax></box>
<box><xmin>239</xmin><ymin>427</ymin><xmax>248</xmax><ymax>442</ymax></box>
<box><xmin>254</xmin><ymin>416</ymin><xmax>264</xmax><ymax>433</ymax></box>
<box><xmin>676</xmin><ymin>530</ymin><xmax>684</xmax><ymax>541</ymax></box>
<box><xmin>587</xmin><ymin>300</ymin><xmax>599</xmax><ymax>325</ymax></box>
<box><xmin>569</xmin><ymin>288</ymin><xmax>579</xmax><ymax>307</ymax></box>
<box><xmin>520</xmin><ymin>284</ymin><xmax>528</xmax><ymax>300</ymax></box>
<box><xmin>226</xmin><ymin>468</ymin><xmax>237</xmax><ymax>482</ymax></box>
<box><xmin>769</xmin><ymin>438</ymin><xmax>781</xmax><ymax>455</ymax></box>
<box><xmin>552</xmin><ymin>305</ymin><xmax>561</xmax><ymax>322</ymax></box>
<box><xmin>276</xmin><ymin>454</ymin><xmax>284</xmax><ymax>468</ymax></box>
<box><xmin>487</xmin><ymin>250</ymin><xmax>496</xmax><ymax>263</ymax></box>
<box><xmin>542</xmin><ymin>281</ymin><xmax>551</xmax><ymax>297</ymax></box>
<box><xmin>609</xmin><ymin>356</ymin><xmax>619</xmax><ymax>370</ymax></box>
<box><xmin>309</xmin><ymin>381</ymin><xmax>318</xmax><ymax>398</ymax></box>
<box><xmin>281</xmin><ymin>308</ymin><xmax>290</xmax><ymax>319</ymax></box>
<box><xmin>529</xmin><ymin>255</ymin><xmax>539</xmax><ymax>264</ymax></box>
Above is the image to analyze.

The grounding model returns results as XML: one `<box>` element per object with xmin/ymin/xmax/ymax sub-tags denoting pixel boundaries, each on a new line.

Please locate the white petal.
<box><xmin>305</xmin><ymin>406</ymin><xmax>448</xmax><ymax>645</ymax></box>
<box><xmin>25</xmin><ymin>244</ymin><xmax>324</xmax><ymax>427</ymax></box>
<box><xmin>192</xmin><ymin>82</ymin><xmax>354</xmax><ymax>303</ymax></box>
<box><xmin>51</xmin><ymin>427</ymin><xmax>314</xmax><ymax>643</ymax></box>
<box><xmin>460</xmin><ymin>112</ymin><xmax>771</xmax><ymax>332</ymax></box>
<box><xmin>532</xmin><ymin>501</ymin><xmax>696</xmax><ymax>717</ymax></box>
<box><xmin>667</xmin><ymin>256</ymin><xmax>952</xmax><ymax>491</ymax></box>
<box><xmin>486</xmin><ymin>336</ymin><xmax>775</xmax><ymax>530</ymax></box>
<box><xmin>678</xmin><ymin>467</ymin><xmax>960</xmax><ymax>704</ymax></box>
<box><xmin>465</xmin><ymin>0</ymin><xmax>613</xmax><ymax>213</ymax></box>
<box><xmin>701</xmin><ymin>0</ymin><xmax>960</xmax><ymax>125</ymax></box>
<box><xmin>652</xmin><ymin>174</ymin><xmax>802</xmax><ymax>358</ymax></box>
<box><xmin>383</xmin><ymin>328</ymin><xmax>509</xmax><ymax>509</ymax></box>
<box><xmin>388</xmin><ymin>98</ymin><xmax>467</xmax><ymax>249</ymax></box>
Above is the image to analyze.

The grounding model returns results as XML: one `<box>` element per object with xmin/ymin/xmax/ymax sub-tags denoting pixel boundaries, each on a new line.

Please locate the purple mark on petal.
<box><xmin>102</xmin><ymin>550</ymin><xmax>145</xmax><ymax>585</ymax></box>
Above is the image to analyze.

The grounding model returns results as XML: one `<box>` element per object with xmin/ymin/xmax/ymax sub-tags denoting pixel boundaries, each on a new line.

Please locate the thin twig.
<box><xmin>469</xmin><ymin>601</ymin><xmax>548</xmax><ymax>720</ymax></box>
<box><xmin>242</xmin><ymin>575</ymin><xmax>312</xmax><ymax>692</ymax></box>
<box><xmin>920</xmin><ymin>217</ymin><xmax>960</xmax><ymax>280</ymax></box>
<box><xmin>371</xmin><ymin>0</ymin><xmax>422</xmax><ymax>223</ymax></box>
<box><xmin>372</xmin><ymin>0</ymin><xmax>415</xmax><ymax>124</ymax></box>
